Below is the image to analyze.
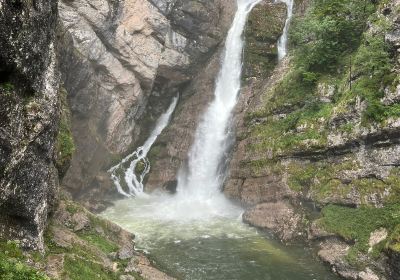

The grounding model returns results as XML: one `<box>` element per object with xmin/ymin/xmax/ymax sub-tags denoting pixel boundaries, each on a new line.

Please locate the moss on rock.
<box><xmin>243</xmin><ymin>2</ymin><xmax>287</xmax><ymax>79</ymax></box>
<box><xmin>56</xmin><ymin>87</ymin><xmax>75</xmax><ymax>178</ymax></box>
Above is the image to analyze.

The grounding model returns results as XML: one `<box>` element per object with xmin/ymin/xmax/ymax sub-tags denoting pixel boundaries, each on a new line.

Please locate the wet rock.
<box><xmin>243</xmin><ymin>0</ymin><xmax>287</xmax><ymax>79</ymax></box>
<box><xmin>118</xmin><ymin>230</ymin><xmax>136</xmax><ymax>260</ymax></box>
<box><xmin>318</xmin><ymin>239</ymin><xmax>359</xmax><ymax>279</ymax></box>
<box><xmin>146</xmin><ymin>41</ymin><xmax>232</xmax><ymax>192</ymax></box>
<box><xmin>0</xmin><ymin>0</ymin><xmax>60</xmax><ymax>250</ymax></box>
<box><xmin>125</xmin><ymin>257</ymin><xmax>141</xmax><ymax>274</ymax></box>
<box><xmin>243</xmin><ymin>201</ymin><xmax>303</xmax><ymax>242</ymax></box>
<box><xmin>135</xmin><ymin>254</ymin><xmax>175</xmax><ymax>280</ymax></box>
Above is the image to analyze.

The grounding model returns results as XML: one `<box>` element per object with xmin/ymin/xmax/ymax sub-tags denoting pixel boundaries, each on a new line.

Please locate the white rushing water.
<box><xmin>109</xmin><ymin>96</ymin><xmax>178</xmax><ymax>197</ymax></box>
<box><xmin>141</xmin><ymin>0</ymin><xmax>262</xmax><ymax>221</ymax></box>
<box><xmin>277</xmin><ymin>0</ymin><xmax>294</xmax><ymax>60</ymax></box>
<box><xmin>108</xmin><ymin>0</ymin><xmax>261</xmax><ymax>221</ymax></box>
<box><xmin>174</xmin><ymin>0</ymin><xmax>262</xmax><ymax>212</ymax></box>
<box><xmin>177</xmin><ymin>0</ymin><xmax>261</xmax><ymax>197</ymax></box>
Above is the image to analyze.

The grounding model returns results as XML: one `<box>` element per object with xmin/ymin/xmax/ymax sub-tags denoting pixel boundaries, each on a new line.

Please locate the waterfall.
<box><xmin>277</xmin><ymin>0</ymin><xmax>294</xmax><ymax>60</ymax></box>
<box><xmin>108</xmin><ymin>0</ymin><xmax>260</xmax><ymax>221</ymax></box>
<box><xmin>109</xmin><ymin>96</ymin><xmax>178</xmax><ymax>197</ymax></box>
<box><xmin>174</xmin><ymin>0</ymin><xmax>261</xmax><ymax>205</ymax></box>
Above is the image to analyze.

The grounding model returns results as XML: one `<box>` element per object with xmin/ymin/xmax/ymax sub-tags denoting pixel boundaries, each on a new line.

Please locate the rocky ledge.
<box><xmin>0</xmin><ymin>198</ymin><xmax>174</xmax><ymax>280</ymax></box>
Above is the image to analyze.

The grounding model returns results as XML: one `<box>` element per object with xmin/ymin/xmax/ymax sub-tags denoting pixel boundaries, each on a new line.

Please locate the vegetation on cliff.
<box><xmin>0</xmin><ymin>241</ymin><xmax>48</xmax><ymax>280</ymax></box>
<box><xmin>0</xmin><ymin>199</ymin><xmax>173</xmax><ymax>279</ymax></box>
<box><xmin>318</xmin><ymin>204</ymin><xmax>400</xmax><ymax>263</ymax></box>
<box><xmin>239</xmin><ymin>0</ymin><xmax>400</xmax><ymax>277</ymax></box>
<box><xmin>56</xmin><ymin>87</ymin><xmax>75</xmax><ymax>178</ymax></box>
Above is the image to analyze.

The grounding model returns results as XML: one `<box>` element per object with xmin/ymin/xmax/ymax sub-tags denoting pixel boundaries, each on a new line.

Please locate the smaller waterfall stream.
<box><xmin>277</xmin><ymin>0</ymin><xmax>294</xmax><ymax>60</ymax></box>
<box><xmin>109</xmin><ymin>96</ymin><xmax>178</xmax><ymax>197</ymax></box>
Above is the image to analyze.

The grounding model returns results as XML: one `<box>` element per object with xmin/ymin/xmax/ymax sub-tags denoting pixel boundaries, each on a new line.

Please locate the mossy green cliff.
<box><xmin>226</xmin><ymin>0</ymin><xmax>400</xmax><ymax>278</ymax></box>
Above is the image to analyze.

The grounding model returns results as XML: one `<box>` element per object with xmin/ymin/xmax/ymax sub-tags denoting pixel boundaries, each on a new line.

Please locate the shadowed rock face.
<box><xmin>0</xmin><ymin>0</ymin><xmax>60</xmax><ymax>250</ymax></box>
<box><xmin>58</xmin><ymin>0</ymin><xmax>236</xmax><ymax>207</ymax></box>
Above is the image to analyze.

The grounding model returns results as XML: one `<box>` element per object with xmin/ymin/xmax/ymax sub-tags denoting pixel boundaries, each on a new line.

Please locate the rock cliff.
<box><xmin>227</xmin><ymin>0</ymin><xmax>400</xmax><ymax>278</ymax></box>
<box><xmin>58</xmin><ymin>0</ymin><xmax>237</xmax><ymax>207</ymax></box>
<box><xmin>0</xmin><ymin>0</ymin><xmax>60</xmax><ymax>250</ymax></box>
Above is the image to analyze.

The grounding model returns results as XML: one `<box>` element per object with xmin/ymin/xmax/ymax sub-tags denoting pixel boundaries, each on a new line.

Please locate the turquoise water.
<box><xmin>101</xmin><ymin>196</ymin><xmax>339</xmax><ymax>280</ymax></box>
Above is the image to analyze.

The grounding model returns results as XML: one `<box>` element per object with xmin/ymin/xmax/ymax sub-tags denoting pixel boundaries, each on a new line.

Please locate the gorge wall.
<box><xmin>57</xmin><ymin>0</ymin><xmax>237</xmax><ymax>208</ymax></box>
<box><xmin>0</xmin><ymin>0</ymin><xmax>60</xmax><ymax>250</ymax></box>
<box><xmin>224</xmin><ymin>0</ymin><xmax>400</xmax><ymax>279</ymax></box>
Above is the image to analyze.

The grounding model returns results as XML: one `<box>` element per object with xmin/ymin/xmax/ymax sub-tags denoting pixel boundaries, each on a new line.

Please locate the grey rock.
<box><xmin>120</xmin><ymin>276</ymin><xmax>136</xmax><ymax>280</ymax></box>
<box><xmin>72</xmin><ymin>212</ymin><xmax>90</xmax><ymax>232</ymax></box>
<box><xmin>124</xmin><ymin>257</ymin><xmax>141</xmax><ymax>274</ymax></box>
<box><xmin>0</xmin><ymin>0</ymin><xmax>60</xmax><ymax>250</ymax></box>
<box><xmin>58</xmin><ymin>0</ymin><xmax>237</xmax><ymax>206</ymax></box>
<box><xmin>243</xmin><ymin>201</ymin><xmax>303</xmax><ymax>242</ymax></box>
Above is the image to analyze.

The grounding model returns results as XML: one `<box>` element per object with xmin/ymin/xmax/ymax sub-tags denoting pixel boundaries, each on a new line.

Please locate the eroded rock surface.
<box><xmin>58</xmin><ymin>0</ymin><xmax>237</xmax><ymax>205</ymax></box>
<box><xmin>0</xmin><ymin>0</ymin><xmax>60</xmax><ymax>250</ymax></box>
<box><xmin>243</xmin><ymin>201</ymin><xmax>304</xmax><ymax>241</ymax></box>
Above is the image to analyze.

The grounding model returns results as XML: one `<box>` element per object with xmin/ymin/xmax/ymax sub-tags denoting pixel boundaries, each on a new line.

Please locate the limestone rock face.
<box><xmin>0</xmin><ymin>0</ymin><xmax>60</xmax><ymax>250</ymax></box>
<box><xmin>243</xmin><ymin>202</ymin><xmax>304</xmax><ymax>242</ymax></box>
<box><xmin>58</xmin><ymin>0</ymin><xmax>236</xmax><ymax>203</ymax></box>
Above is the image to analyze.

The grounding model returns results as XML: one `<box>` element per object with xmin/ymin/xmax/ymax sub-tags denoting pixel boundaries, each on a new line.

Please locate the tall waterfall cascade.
<box><xmin>277</xmin><ymin>0</ymin><xmax>294</xmax><ymax>60</ymax></box>
<box><xmin>176</xmin><ymin>0</ymin><xmax>262</xmax><ymax>199</ymax></box>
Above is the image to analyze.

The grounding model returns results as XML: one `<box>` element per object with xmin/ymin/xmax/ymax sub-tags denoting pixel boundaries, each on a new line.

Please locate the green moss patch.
<box><xmin>0</xmin><ymin>241</ymin><xmax>49</xmax><ymax>280</ymax></box>
<box><xmin>56</xmin><ymin>87</ymin><xmax>75</xmax><ymax>177</ymax></box>
<box><xmin>63</xmin><ymin>255</ymin><xmax>118</xmax><ymax>280</ymax></box>
<box><xmin>78</xmin><ymin>234</ymin><xmax>119</xmax><ymax>254</ymax></box>
<box><xmin>243</xmin><ymin>2</ymin><xmax>286</xmax><ymax>79</ymax></box>
<box><xmin>318</xmin><ymin>204</ymin><xmax>400</xmax><ymax>264</ymax></box>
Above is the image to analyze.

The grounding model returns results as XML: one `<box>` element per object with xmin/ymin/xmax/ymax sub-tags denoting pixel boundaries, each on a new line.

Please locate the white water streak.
<box><xmin>277</xmin><ymin>0</ymin><xmax>294</xmax><ymax>60</ymax></box>
<box><xmin>159</xmin><ymin>0</ymin><xmax>262</xmax><ymax>219</ymax></box>
<box><xmin>109</xmin><ymin>96</ymin><xmax>178</xmax><ymax>196</ymax></box>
